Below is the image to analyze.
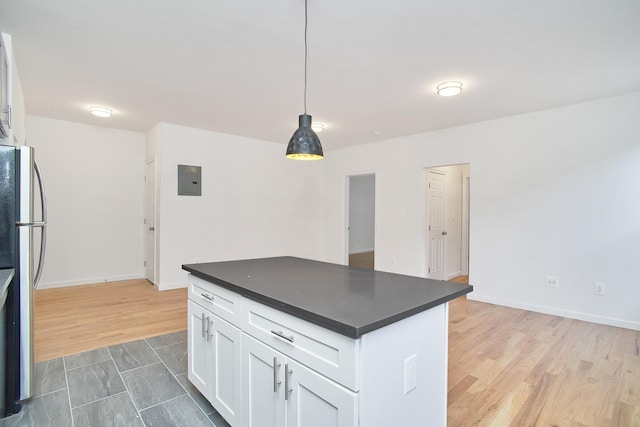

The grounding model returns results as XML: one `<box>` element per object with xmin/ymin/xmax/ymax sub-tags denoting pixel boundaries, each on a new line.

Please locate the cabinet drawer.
<box><xmin>243</xmin><ymin>298</ymin><xmax>360</xmax><ymax>391</ymax></box>
<box><xmin>188</xmin><ymin>275</ymin><xmax>242</xmax><ymax>326</ymax></box>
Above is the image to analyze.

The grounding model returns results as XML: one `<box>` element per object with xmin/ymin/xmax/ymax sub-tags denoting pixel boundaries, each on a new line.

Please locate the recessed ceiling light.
<box><xmin>89</xmin><ymin>106</ymin><xmax>112</xmax><ymax>118</ymax></box>
<box><xmin>436</xmin><ymin>81</ymin><xmax>463</xmax><ymax>97</ymax></box>
<box><xmin>311</xmin><ymin>123</ymin><xmax>325</xmax><ymax>133</ymax></box>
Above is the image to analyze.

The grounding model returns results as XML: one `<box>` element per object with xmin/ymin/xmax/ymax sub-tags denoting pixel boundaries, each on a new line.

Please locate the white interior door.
<box><xmin>144</xmin><ymin>159</ymin><xmax>156</xmax><ymax>284</ymax></box>
<box><xmin>427</xmin><ymin>170</ymin><xmax>446</xmax><ymax>280</ymax></box>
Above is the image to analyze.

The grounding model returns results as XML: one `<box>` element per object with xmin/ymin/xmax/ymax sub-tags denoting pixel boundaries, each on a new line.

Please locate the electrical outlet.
<box><xmin>545</xmin><ymin>276</ymin><xmax>559</xmax><ymax>288</ymax></box>
<box><xmin>404</xmin><ymin>354</ymin><xmax>417</xmax><ymax>394</ymax></box>
<box><xmin>594</xmin><ymin>282</ymin><xmax>606</xmax><ymax>296</ymax></box>
<box><xmin>392</xmin><ymin>257</ymin><xmax>397</xmax><ymax>266</ymax></box>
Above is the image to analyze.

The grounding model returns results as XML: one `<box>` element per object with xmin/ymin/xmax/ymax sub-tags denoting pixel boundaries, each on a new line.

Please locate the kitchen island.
<box><xmin>183</xmin><ymin>256</ymin><xmax>472</xmax><ymax>427</ymax></box>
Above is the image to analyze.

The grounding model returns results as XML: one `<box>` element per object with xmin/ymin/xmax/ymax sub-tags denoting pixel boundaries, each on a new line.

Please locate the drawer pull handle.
<box><xmin>200</xmin><ymin>293</ymin><xmax>214</xmax><ymax>301</ymax></box>
<box><xmin>273</xmin><ymin>357</ymin><xmax>281</xmax><ymax>392</ymax></box>
<box><xmin>270</xmin><ymin>330</ymin><xmax>294</xmax><ymax>343</ymax></box>
<box><xmin>285</xmin><ymin>363</ymin><xmax>293</xmax><ymax>400</ymax></box>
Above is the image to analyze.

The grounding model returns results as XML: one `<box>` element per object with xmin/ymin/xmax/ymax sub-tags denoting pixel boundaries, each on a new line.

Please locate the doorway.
<box><xmin>346</xmin><ymin>174</ymin><xmax>375</xmax><ymax>269</ymax></box>
<box><xmin>426</xmin><ymin>164</ymin><xmax>470</xmax><ymax>282</ymax></box>
<box><xmin>144</xmin><ymin>159</ymin><xmax>157</xmax><ymax>284</ymax></box>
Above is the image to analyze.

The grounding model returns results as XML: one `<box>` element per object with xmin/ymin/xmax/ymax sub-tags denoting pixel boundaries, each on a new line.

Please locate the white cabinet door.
<box><xmin>188</xmin><ymin>300</ymin><xmax>213</xmax><ymax>400</ymax></box>
<box><xmin>286</xmin><ymin>357</ymin><xmax>358</xmax><ymax>427</ymax></box>
<box><xmin>242</xmin><ymin>334</ymin><xmax>357</xmax><ymax>427</ymax></box>
<box><xmin>242</xmin><ymin>335</ymin><xmax>285</xmax><ymax>427</ymax></box>
<box><xmin>211</xmin><ymin>315</ymin><xmax>242</xmax><ymax>427</ymax></box>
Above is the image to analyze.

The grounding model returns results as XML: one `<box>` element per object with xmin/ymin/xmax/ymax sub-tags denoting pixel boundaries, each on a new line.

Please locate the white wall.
<box><xmin>14</xmin><ymin>48</ymin><xmax>639</xmax><ymax>331</ymax></box>
<box><xmin>26</xmin><ymin>116</ymin><xmax>146</xmax><ymax>288</ymax></box>
<box><xmin>147</xmin><ymin>122</ymin><xmax>325</xmax><ymax>290</ymax></box>
<box><xmin>348</xmin><ymin>174</ymin><xmax>375</xmax><ymax>254</ymax></box>
<box><xmin>324</xmin><ymin>92</ymin><xmax>640</xmax><ymax>330</ymax></box>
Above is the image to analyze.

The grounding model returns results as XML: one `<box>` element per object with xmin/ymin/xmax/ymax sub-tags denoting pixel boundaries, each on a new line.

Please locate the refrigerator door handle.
<box><xmin>15</xmin><ymin>221</ymin><xmax>45</xmax><ymax>227</ymax></box>
<box><xmin>33</xmin><ymin>160</ymin><xmax>47</xmax><ymax>289</ymax></box>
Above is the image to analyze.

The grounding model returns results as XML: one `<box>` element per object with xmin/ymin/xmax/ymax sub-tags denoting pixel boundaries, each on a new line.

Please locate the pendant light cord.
<box><xmin>304</xmin><ymin>0</ymin><xmax>308</xmax><ymax>115</ymax></box>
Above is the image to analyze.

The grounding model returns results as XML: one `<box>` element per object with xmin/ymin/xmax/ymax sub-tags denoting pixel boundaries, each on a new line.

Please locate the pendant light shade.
<box><xmin>286</xmin><ymin>0</ymin><xmax>324</xmax><ymax>160</ymax></box>
<box><xmin>286</xmin><ymin>114</ymin><xmax>324</xmax><ymax>160</ymax></box>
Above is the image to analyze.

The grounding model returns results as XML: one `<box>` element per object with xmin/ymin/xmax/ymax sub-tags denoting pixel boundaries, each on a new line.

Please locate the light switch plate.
<box><xmin>404</xmin><ymin>354</ymin><xmax>417</xmax><ymax>394</ymax></box>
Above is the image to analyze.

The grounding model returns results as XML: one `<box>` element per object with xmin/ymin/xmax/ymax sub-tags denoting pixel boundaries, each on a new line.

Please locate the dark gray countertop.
<box><xmin>183</xmin><ymin>257</ymin><xmax>472</xmax><ymax>338</ymax></box>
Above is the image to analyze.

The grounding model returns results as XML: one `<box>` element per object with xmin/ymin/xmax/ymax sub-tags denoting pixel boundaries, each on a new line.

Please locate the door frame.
<box><xmin>423</xmin><ymin>164</ymin><xmax>471</xmax><ymax>281</ymax></box>
<box><xmin>461</xmin><ymin>174</ymin><xmax>470</xmax><ymax>275</ymax></box>
<box><xmin>144</xmin><ymin>158</ymin><xmax>157</xmax><ymax>285</ymax></box>
<box><xmin>344</xmin><ymin>172</ymin><xmax>377</xmax><ymax>268</ymax></box>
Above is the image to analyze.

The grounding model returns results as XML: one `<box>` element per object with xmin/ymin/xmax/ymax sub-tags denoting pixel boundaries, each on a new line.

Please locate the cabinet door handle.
<box><xmin>284</xmin><ymin>363</ymin><xmax>293</xmax><ymax>400</ymax></box>
<box><xmin>270</xmin><ymin>330</ymin><xmax>294</xmax><ymax>343</ymax></box>
<box><xmin>206</xmin><ymin>317</ymin><xmax>213</xmax><ymax>342</ymax></box>
<box><xmin>273</xmin><ymin>357</ymin><xmax>281</xmax><ymax>392</ymax></box>
<box><xmin>200</xmin><ymin>293</ymin><xmax>214</xmax><ymax>301</ymax></box>
<box><xmin>201</xmin><ymin>314</ymin><xmax>206</xmax><ymax>338</ymax></box>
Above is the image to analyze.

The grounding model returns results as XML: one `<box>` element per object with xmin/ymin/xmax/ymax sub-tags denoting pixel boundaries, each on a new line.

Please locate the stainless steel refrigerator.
<box><xmin>0</xmin><ymin>143</ymin><xmax>47</xmax><ymax>416</ymax></box>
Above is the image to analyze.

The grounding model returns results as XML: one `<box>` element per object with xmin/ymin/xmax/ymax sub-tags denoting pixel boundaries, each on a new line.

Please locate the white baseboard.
<box><xmin>445</xmin><ymin>271</ymin><xmax>462</xmax><ymax>281</ymax></box>
<box><xmin>155</xmin><ymin>281</ymin><xmax>187</xmax><ymax>291</ymax></box>
<box><xmin>38</xmin><ymin>275</ymin><xmax>187</xmax><ymax>292</ymax></box>
<box><xmin>37</xmin><ymin>273</ymin><xmax>145</xmax><ymax>290</ymax></box>
<box><xmin>468</xmin><ymin>293</ymin><xmax>640</xmax><ymax>331</ymax></box>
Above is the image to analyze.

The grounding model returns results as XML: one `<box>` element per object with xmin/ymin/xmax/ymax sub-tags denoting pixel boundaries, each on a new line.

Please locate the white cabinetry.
<box><xmin>187</xmin><ymin>300</ymin><xmax>213</xmax><ymax>397</ymax></box>
<box><xmin>242</xmin><ymin>333</ymin><xmax>283</xmax><ymax>427</ymax></box>
<box><xmin>242</xmin><ymin>298</ymin><xmax>359</xmax><ymax>390</ymax></box>
<box><xmin>0</xmin><ymin>33</ymin><xmax>12</xmax><ymax>140</ymax></box>
<box><xmin>211</xmin><ymin>313</ymin><xmax>242</xmax><ymax>424</ymax></box>
<box><xmin>242</xmin><ymin>334</ymin><xmax>357</xmax><ymax>427</ymax></box>
<box><xmin>187</xmin><ymin>273</ymin><xmax>449</xmax><ymax>427</ymax></box>
<box><xmin>187</xmin><ymin>277</ymin><xmax>242</xmax><ymax>427</ymax></box>
<box><xmin>0</xmin><ymin>32</ymin><xmax>29</xmax><ymax>145</ymax></box>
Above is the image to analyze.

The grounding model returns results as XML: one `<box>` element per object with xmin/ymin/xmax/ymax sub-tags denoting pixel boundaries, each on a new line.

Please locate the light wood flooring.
<box><xmin>348</xmin><ymin>251</ymin><xmax>374</xmax><ymax>269</ymax></box>
<box><xmin>34</xmin><ymin>279</ymin><xmax>187</xmax><ymax>362</ymax></box>
<box><xmin>449</xmin><ymin>275</ymin><xmax>469</xmax><ymax>284</ymax></box>
<box><xmin>34</xmin><ymin>278</ymin><xmax>640</xmax><ymax>425</ymax></box>
<box><xmin>448</xmin><ymin>296</ymin><xmax>640</xmax><ymax>426</ymax></box>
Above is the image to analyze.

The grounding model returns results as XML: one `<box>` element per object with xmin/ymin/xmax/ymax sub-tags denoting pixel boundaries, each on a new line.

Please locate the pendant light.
<box><xmin>285</xmin><ymin>0</ymin><xmax>324</xmax><ymax>160</ymax></box>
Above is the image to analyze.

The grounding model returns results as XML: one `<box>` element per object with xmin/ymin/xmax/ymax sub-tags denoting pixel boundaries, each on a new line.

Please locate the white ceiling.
<box><xmin>1</xmin><ymin>0</ymin><xmax>639</xmax><ymax>151</ymax></box>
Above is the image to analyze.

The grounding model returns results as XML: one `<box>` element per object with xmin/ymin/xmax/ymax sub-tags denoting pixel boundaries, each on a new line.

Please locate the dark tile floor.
<box><xmin>0</xmin><ymin>331</ymin><xmax>231</xmax><ymax>427</ymax></box>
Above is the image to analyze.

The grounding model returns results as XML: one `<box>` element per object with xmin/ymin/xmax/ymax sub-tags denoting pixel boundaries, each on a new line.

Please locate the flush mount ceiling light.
<box><xmin>311</xmin><ymin>122</ymin><xmax>325</xmax><ymax>133</ymax></box>
<box><xmin>436</xmin><ymin>81</ymin><xmax>463</xmax><ymax>97</ymax></box>
<box><xmin>285</xmin><ymin>0</ymin><xmax>324</xmax><ymax>161</ymax></box>
<box><xmin>89</xmin><ymin>106</ymin><xmax>112</xmax><ymax>118</ymax></box>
